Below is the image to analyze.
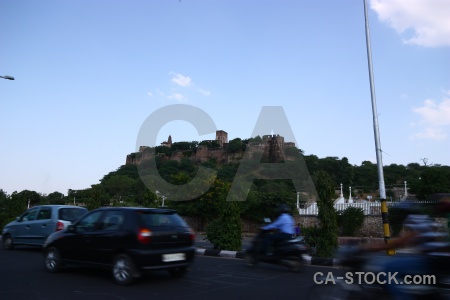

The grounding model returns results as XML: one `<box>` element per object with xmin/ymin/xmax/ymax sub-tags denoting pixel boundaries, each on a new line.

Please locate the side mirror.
<box><xmin>16</xmin><ymin>217</ymin><xmax>21</xmax><ymax>222</ymax></box>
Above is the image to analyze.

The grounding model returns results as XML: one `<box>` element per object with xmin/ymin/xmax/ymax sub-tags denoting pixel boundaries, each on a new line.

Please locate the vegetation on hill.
<box><xmin>1</xmin><ymin>137</ymin><xmax>450</xmax><ymax>232</ymax></box>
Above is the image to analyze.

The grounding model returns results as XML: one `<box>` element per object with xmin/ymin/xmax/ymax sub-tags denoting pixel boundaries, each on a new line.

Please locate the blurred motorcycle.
<box><xmin>307</xmin><ymin>245</ymin><xmax>450</xmax><ymax>300</ymax></box>
<box><xmin>244</xmin><ymin>219</ymin><xmax>309</xmax><ymax>272</ymax></box>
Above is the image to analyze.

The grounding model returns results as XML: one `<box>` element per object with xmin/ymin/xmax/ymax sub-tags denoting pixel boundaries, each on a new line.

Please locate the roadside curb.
<box><xmin>195</xmin><ymin>247</ymin><xmax>415</xmax><ymax>267</ymax></box>
<box><xmin>195</xmin><ymin>248</ymin><xmax>337</xmax><ymax>266</ymax></box>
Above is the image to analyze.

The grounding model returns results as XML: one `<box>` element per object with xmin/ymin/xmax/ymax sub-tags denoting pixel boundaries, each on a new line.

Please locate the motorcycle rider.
<box><xmin>260</xmin><ymin>203</ymin><xmax>295</xmax><ymax>255</ymax></box>
<box><xmin>434</xmin><ymin>193</ymin><xmax>450</xmax><ymax>242</ymax></box>
<box><xmin>363</xmin><ymin>201</ymin><xmax>450</xmax><ymax>300</ymax></box>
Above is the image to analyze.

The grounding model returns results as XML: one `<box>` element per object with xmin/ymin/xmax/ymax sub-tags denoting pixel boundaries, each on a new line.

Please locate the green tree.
<box><xmin>353</xmin><ymin>161</ymin><xmax>378</xmax><ymax>192</ymax></box>
<box><xmin>0</xmin><ymin>189</ymin><xmax>12</xmax><ymax>229</ymax></box>
<box><xmin>45</xmin><ymin>191</ymin><xmax>66</xmax><ymax>205</ymax></box>
<box><xmin>304</xmin><ymin>154</ymin><xmax>320</xmax><ymax>177</ymax></box>
<box><xmin>226</xmin><ymin>138</ymin><xmax>246</xmax><ymax>153</ymax></box>
<box><xmin>102</xmin><ymin>175</ymin><xmax>137</xmax><ymax>200</ymax></box>
<box><xmin>241</xmin><ymin>181</ymin><xmax>297</xmax><ymax>222</ymax></box>
<box><xmin>171</xmin><ymin>141</ymin><xmax>196</xmax><ymax>151</ymax></box>
<box><xmin>314</xmin><ymin>171</ymin><xmax>338</xmax><ymax>257</ymax></box>
<box><xmin>11</xmin><ymin>190</ymin><xmax>42</xmax><ymax>209</ymax></box>
<box><xmin>137</xmin><ymin>188</ymin><xmax>158</xmax><ymax>208</ymax></box>
<box><xmin>198</xmin><ymin>140</ymin><xmax>221</xmax><ymax>149</ymax></box>
<box><xmin>0</xmin><ymin>190</ymin><xmax>42</xmax><ymax>229</ymax></box>
<box><xmin>85</xmin><ymin>185</ymin><xmax>109</xmax><ymax>210</ymax></box>
<box><xmin>415</xmin><ymin>166</ymin><xmax>450</xmax><ymax>199</ymax></box>
<box><xmin>217</xmin><ymin>163</ymin><xmax>239</xmax><ymax>182</ymax></box>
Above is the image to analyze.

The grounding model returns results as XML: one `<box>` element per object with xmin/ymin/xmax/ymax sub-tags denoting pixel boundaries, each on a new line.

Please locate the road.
<box><xmin>0</xmin><ymin>245</ymin><xmax>338</xmax><ymax>300</ymax></box>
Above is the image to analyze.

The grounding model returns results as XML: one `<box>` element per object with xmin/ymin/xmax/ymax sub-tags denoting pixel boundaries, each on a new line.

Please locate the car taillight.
<box><xmin>138</xmin><ymin>228</ymin><xmax>152</xmax><ymax>244</ymax></box>
<box><xmin>56</xmin><ymin>221</ymin><xmax>65</xmax><ymax>232</ymax></box>
<box><xmin>189</xmin><ymin>228</ymin><xmax>195</xmax><ymax>242</ymax></box>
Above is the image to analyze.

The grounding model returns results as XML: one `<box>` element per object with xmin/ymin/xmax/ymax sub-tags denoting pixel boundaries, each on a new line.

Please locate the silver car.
<box><xmin>2</xmin><ymin>205</ymin><xmax>88</xmax><ymax>249</ymax></box>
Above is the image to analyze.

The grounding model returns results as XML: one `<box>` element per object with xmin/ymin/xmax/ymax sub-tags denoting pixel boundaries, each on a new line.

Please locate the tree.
<box><xmin>226</xmin><ymin>138</ymin><xmax>246</xmax><ymax>153</ymax></box>
<box><xmin>0</xmin><ymin>189</ymin><xmax>11</xmax><ymax>229</ymax></box>
<box><xmin>0</xmin><ymin>190</ymin><xmax>42</xmax><ymax>229</ymax></box>
<box><xmin>85</xmin><ymin>185</ymin><xmax>109</xmax><ymax>210</ymax></box>
<box><xmin>11</xmin><ymin>190</ymin><xmax>41</xmax><ymax>209</ymax></box>
<box><xmin>420</xmin><ymin>158</ymin><xmax>429</xmax><ymax>166</ymax></box>
<box><xmin>242</xmin><ymin>190</ymin><xmax>294</xmax><ymax>222</ymax></box>
<box><xmin>353</xmin><ymin>161</ymin><xmax>378</xmax><ymax>192</ymax></box>
<box><xmin>45</xmin><ymin>191</ymin><xmax>66</xmax><ymax>205</ymax></box>
<box><xmin>171</xmin><ymin>141</ymin><xmax>195</xmax><ymax>151</ymax></box>
<box><xmin>314</xmin><ymin>171</ymin><xmax>338</xmax><ymax>257</ymax></box>
<box><xmin>102</xmin><ymin>175</ymin><xmax>137</xmax><ymax>200</ymax></box>
<box><xmin>137</xmin><ymin>188</ymin><xmax>158</xmax><ymax>208</ymax></box>
<box><xmin>415</xmin><ymin>166</ymin><xmax>450</xmax><ymax>199</ymax></box>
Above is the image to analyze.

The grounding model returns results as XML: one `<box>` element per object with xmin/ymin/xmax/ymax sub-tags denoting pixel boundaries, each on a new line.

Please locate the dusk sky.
<box><xmin>1</xmin><ymin>0</ymin><xmax>449</xmax><ymax>195</ymax></box>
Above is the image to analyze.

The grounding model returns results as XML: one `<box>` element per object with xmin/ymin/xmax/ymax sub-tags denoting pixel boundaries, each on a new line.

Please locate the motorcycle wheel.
<box><xmin>283</xmin><ymin>256</ymin><xmax>302</xmax><ymax>272</ymax></box>
<box><xmin>245</xmin><ymin>253</ymin><xmax>258</xmax><ymax>268</ymax></box>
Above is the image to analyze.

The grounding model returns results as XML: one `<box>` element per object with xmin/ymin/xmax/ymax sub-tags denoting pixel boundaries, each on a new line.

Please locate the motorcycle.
<box><xmin>307</xmin><ymin>245</ymin><xmax>450</xmax><ymax>300</ymax></box>
<box><xmin>244</xmin><ymin>222</ymin><xmax>309</xmax><ymax>272</ymax></box>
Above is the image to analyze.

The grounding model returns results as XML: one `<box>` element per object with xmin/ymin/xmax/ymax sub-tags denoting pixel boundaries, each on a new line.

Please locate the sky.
<box><xmin>1</xmin><ymin>0</ymin><xmax>449</xmax><ymax>196</ymax></box>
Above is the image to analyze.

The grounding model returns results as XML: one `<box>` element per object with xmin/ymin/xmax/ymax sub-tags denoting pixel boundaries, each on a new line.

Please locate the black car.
<box><xmin>43</xmin><ymin>207</ymin><xmax>196</xmax><ymax>285</ymax></box>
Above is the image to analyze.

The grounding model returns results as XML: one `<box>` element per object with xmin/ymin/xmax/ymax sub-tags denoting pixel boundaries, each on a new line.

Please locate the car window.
<box><xmin>21</xmin><ymin>207</ymin><xmax>39</xmax><ymax>222</ymax></box>
<box><xmin>76</xmin><ymin>211</ymin><xmax>103</xmax><ymax>232</ymax></box>
<box><xmin>101</xmin><ymin>211</ymin><xmax>125</xmax><ymax>231</ymax></box>
<box><xmin>59</xmin><ymin>208</ymin><xmax>87</xmax><ymax>222</ymax></box>
<box><xmin>139</xmin><ymin>212</ymin><xmax>188</xmax><ymax>227</ymax></box>
<box><xmin>37</xmin><ymin>207</ymin><xmax>52</xmax><ymax>220</ymax></box>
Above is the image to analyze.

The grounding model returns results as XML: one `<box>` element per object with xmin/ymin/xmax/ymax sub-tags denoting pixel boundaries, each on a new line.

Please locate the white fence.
<box><xmin>298</xmin><ymin>201</ymin><xmax>433</xmax><ymax>216</ymax></box>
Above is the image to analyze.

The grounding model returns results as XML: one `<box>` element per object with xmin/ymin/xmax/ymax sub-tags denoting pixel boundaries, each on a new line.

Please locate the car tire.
<box><xmin>2</xmin><ymin>234</ymin><xmax>14</xmax><ymax>250</ymax></box>
<box><xmin>112</xmin><ymin>254</ymin><xmax>137</xmax><ymax>286</ymax></box>
<box><xmin>44</xmin><ymin>247</ymin><xmax>62</xmax><ymax>273</ymax></box>
<box><xmin>168</xmin><ymin>266</ymin><xmax>188</xmax><ymax>277</ymax></box>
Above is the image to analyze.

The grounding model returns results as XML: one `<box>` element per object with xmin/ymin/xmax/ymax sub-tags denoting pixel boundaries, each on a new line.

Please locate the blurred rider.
<box><xmin>260</xmin><ymin>204</ymin><xmax>295</xmax><ymax>255</ymax></box>
<box><xmin>365</xmin><ymin>201</ymin><xmax>449</xmax><ymax>300</ymax></box>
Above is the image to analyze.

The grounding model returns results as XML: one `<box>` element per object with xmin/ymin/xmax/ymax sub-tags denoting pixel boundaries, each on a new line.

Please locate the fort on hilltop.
<box><xmin>126</xmin><ymin>130</ymin><xmax>297</xmax><ymax>166</ymax></box>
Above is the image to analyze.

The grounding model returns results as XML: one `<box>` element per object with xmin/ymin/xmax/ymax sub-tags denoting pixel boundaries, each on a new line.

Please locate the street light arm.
<box><xmin>1</xmin><ymin>75</ymin><xmax>15</xmax><ymax>80</ymax></box>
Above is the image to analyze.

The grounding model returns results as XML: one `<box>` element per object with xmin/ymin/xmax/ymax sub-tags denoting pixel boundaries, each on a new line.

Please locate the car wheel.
<box><xmin>168</xmin><ymin>266</ymin><xmax>188</xmax><ymax>277</ymax></box>
<box><xmin>44</xmin><ymin>247</ymin><xmax>62</xmax><ymax>273</ymax></box>
<box><xmin>2</xmin><ymin>235</ymin><xmax>14</xmax><ymax>250</ymax></box>
<box><xmin>112</xmin><ymin>254</ymin><xmax>137</xmax><ymax>286</ymax></box>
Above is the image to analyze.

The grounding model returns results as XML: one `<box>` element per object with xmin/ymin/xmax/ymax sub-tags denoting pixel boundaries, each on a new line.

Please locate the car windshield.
<box><xmin>138</xmin><ymin>212</ymin><xmax>188</xmax><ymax>227</ymax></box>
<box><xmin>59</xmin><ymin>208</ymin><xmax>87</xmax><ymax>221</ymax></box>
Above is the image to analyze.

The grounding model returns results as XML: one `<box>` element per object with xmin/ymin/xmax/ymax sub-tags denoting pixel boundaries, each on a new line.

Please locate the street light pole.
<box><xmin>363</xmin><ymin>0</ymin><xmax>393</xmax><ymax>254</ymax></box>
<box><xmin>0</xmin><ymin>75</ymin><xmax>15</xmax><ymax>80</ymax></box>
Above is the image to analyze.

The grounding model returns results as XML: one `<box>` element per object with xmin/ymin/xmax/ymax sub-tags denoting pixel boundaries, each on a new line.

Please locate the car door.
<box><xmin>84</xmin><ymin>210</ymin><xmax>127</xmax><ymax>265</ymax></box>
<box><xmin>60</xmin><ymin>210</ymin><xmax>104</xmax><ymax>262</ymax></box>
<box><xmin>34</xmin><ymin>207</ymin><xmax>53</xmax><ymax>245</ymax></box>
<box><xmin>14</xmin><ymin>207</ymin><xmax>40</xmax><ymax>244</ymax></box>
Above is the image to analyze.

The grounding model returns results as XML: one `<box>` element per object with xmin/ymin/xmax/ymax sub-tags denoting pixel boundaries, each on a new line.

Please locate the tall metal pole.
<box><xmin>363</xmin><ymin>0</ymin><xmax>393</xmax><ymax>254</ymax></box>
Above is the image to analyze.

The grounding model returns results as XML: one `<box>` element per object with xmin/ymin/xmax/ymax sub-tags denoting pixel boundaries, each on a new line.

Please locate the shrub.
<box><xmin>205</xmin><ymin>202</ymin><xmax>242</xmax><ymax>251</ymax></box>
<box><xmin>336</xmin><ymin>206</ymin><xmax>365</xmax><ymax>236</ymax></box>
<box><xmin>302</xmin><ymin>226</ymin><xmax>319</xmax><ymax>254</ymax></box>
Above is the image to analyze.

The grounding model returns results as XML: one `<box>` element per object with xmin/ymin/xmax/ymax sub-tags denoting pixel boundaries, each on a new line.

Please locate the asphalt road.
<box><xmin>0</xmin><ymin>245</ymin><xmax>337</xmax><ymax>300</ymax></box>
